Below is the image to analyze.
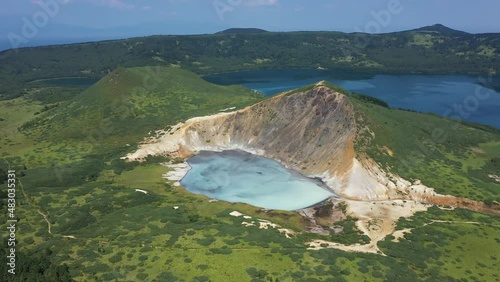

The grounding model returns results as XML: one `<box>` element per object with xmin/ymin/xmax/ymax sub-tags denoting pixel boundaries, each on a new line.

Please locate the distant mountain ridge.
<box><xmin>216</xmin><ymin>28</ymin><xmax>269</xmax><ymax>34</ymax></box>
<box><xmin>410</xmin><ymin>23</ymin><xmax>470</xmax><ymax>36</ymax></box>
<box><xmin>1</xmin><ymin>24</ymin><xmax>499</xmax><ymax>100</ymax></box>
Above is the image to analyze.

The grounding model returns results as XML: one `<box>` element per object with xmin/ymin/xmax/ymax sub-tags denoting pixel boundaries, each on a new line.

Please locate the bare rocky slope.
<box><xmin>127</xmin><ymin>83</ymin><xmax>448</xmax><ymax>203</ymax></box>
<box><xmin>177</xmin><ymin>84</ymin><xmax>357</xmax><ymax>190</ymax></box>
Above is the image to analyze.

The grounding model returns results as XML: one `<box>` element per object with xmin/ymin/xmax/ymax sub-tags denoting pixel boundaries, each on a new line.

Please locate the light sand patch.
<box><xmin>437</xmin><ymin>205</ymin><xmax>455</xmax><ymax>211</ymax></box>
<box><xmin>259</xmin><ymin>221</ymin><xmax>280</xmax><ymax>229</ymax></box>
<box><xmin>307</xmin><ymin>239</ymin><xmax>383</xmax><ymax>255</ymax></box>
<box><xmin>163</xmin><ymin>162</ymin><xmax>190</xmax><ymax>182</ymax></box>
<box><xmin>470</xmin><ymin>147</ymin><xmax>486</xmax><ymax>154</ymax></box>
<box><xmin>236</xmin><ymin>214</ymin><xmax>295</xmax><ymax>238</ymax></box>
<box><xmin>306</xmin><ymin>200</ymin><xmax>429</xmax><ymax>255</ymax></box>
<box><xmin>347</xmin><ymin>199</ymin><xmax>429</xmax><ymax>248</ymax></box>
<box><xmin>391</xmin><ymin>228</ymin><xmax>412</xmax><ymax>242</ymax></box>
<box><xmin>230</xmin><ymin>211</ymin><xmax>243</xmax><ymax>217</ymax></box>
<box><xmin>426</xmin><ymin>220</ymin><xmax>481</xmax><ymax>226</ymax></box>
<box><xmin>278</xmin><ymin>228</ymin><xmax>296</xmax><ymax>239</ymax></box>
<box><xmin>219</xmin><ymin>107</ymin><xmax>236</xmax><ymax>112</ymax></box>
<box><xmin>242</xmin><ymin>221</ymin><xmax>255</xmax><ymax>227</ymax></box>
<box><xmin>383</xmin><ymin>146</ymin><xmax>394</xmax><ymax>156</ymax></box>
<box><xmin>489</xmin><ymin>174</ymin><xmax>500</xmax><ymax>183</ymax></box>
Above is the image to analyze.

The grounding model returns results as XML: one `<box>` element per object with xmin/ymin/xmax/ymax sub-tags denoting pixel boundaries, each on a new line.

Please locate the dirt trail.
<box><xmin>18</xmin><ymin>179</ymin><xmax>53</xmax><ymax>235</ymax></box>
<box><xmin>37</xmin><ymin>210</ymin><xmax>52</xmax><ymax>235</ymax></box>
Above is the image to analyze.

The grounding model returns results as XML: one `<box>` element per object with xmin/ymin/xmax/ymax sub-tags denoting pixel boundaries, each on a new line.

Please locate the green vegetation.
<box><xmin>1</xmin><ymin>24</ymin><xmax>499</xmax><ymax>100</ymax></box>
<box><xmin>350</xmin><ymin>92</ymin><xmax>500</xmax><ymax>203</ymax></box>
<box><xmin>0</xmin><ymin>66</ymin><xmax>498</xmax><ymax>281</ymax></box>
<box><xmin>0</xmin><ymin>246</ymin><xmax>73</xmax><ymax>281</ymax></box>
<box><xmin>379</xmin><ymin>206</ymin><xmax>500</xmax><ymax>281</ymax></box>
<box><xmin>20</xmin><ymin>66</ymin><xmax>262</xmax><ymax>145</ymax></box>
<box><xmin>350</xmin><ymin>93</ymin><xmax>389</xmax><ymax>108</ymax></box>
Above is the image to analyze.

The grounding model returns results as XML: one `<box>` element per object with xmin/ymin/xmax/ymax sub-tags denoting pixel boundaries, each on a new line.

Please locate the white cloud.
<box><xmin>57</xmin><ymin>0</ymin><xmax>135</xmax><ymax>10</ymax></box>
<box><xmin>99</xmin><ymin>0</ymin><xmax>134</xmax><ymax>10</ymax></box>
<box><xmin>242</xmin><ymin>0</ymin><xmax>278</xmax><ymax>7</ymax></box>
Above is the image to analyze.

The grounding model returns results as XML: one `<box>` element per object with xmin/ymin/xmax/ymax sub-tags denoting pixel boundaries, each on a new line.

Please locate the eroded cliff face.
<box><xmin>125</xmin><ymin>84</ymin><xmax>438</xmax><ymax>201</ymax></box>
<box><xmin>183</xmin><ymin>86</ymin><xmax>356</xmax><ymax>183</ymax></box>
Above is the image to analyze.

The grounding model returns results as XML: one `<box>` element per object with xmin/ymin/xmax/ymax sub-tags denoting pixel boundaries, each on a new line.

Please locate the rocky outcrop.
<box><xmin>124</xmin><ymin>83</ymin><xmax>465</xmax><ymax>204</ymax></box>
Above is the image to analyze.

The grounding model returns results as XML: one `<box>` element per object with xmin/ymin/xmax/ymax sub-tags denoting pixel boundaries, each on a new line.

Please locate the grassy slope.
<box><xmin>349</xmin><ymin>93</ymin><xmax>500</xmax><ymax>203</ymax></box>
<box><xmin>21</xmin><ymin>66</ymin><xmax>263</xmax><ymax>148</ymax></box>
<box><xmin>2</xmin><ymin>65</ymin><xmax>264</xmax><ymax>166</ymax></box>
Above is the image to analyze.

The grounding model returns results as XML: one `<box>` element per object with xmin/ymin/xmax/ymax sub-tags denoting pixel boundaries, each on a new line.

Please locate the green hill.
<box><xmin>21</xmin><ymin>66</ymin><xmax>263</xmax><ymax>146</ymax></box>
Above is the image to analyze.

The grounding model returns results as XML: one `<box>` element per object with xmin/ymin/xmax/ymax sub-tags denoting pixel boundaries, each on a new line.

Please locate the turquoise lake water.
<box><xmin>204</xmin><ymin>69</ymin><xmax>500</xmax><ymax>128</ymax></box>
<box><xmin>180</xmin><ymin>150</ymin><xmax>335</xmax><ymax>211</ymax></box>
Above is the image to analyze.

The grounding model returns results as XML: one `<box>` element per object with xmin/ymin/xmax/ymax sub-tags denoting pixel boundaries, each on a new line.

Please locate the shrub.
<box><xmin>209</xmin><ymin>248</ymin><xmax>233</xmax><ymax>255</ymax></box>
<box><xmin>246</xmin><ymin>267</ymin><xmax>268</xmax><ymax>279</ymax></box>
<box><xmin>138</xmin><ymin>255</ymin><xmax>148</xmax><ymax>261</ymax></box>
<box><xmin>108</xmin><ymin>254</ymin><xmax>122</xmax><ymax>263</ymax></box>
<box><xmin>352</xmin><ymin>93</ymin><xmax>389</xmax><ymax>108</ymax></box>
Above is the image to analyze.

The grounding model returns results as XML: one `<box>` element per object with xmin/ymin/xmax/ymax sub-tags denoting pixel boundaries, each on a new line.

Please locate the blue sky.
<box><xmin>1</xmin><ymin>0</ymin><xmax>500</xmax><ymax>50</ymax></box>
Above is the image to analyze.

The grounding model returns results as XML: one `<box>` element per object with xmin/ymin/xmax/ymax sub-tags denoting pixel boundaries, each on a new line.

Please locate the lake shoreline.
<box><xmin>205</xmin><ymin>69</ymin><xmax>500</xmax><ymax>128</ymax></box>
<box><xmin>178</xmin><ymin>149</ymin><xmax>336</xmax><ymax>211</ymax></box>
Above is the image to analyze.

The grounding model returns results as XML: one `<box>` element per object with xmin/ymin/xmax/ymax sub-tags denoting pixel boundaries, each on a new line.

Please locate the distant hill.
<box><xmin>1</xmin><ymin>24</ymin><xmax>500</xmax><ymax>100</ymax></box>
<box><xmin>216</xmin><ymin>28</ymin><xmax>269</xmax><ymax>34</ymax></box>
<box><xmin>410</xmin><ymin>23</ymin><xmax>470</xmax><ymax>36</ymax></box>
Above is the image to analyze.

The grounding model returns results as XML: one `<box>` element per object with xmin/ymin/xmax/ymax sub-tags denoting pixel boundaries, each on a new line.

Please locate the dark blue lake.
<box><xmin>204</xmin><ymin>69</ymin><xmax>500</xmax><ymax>128</ymax></box>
